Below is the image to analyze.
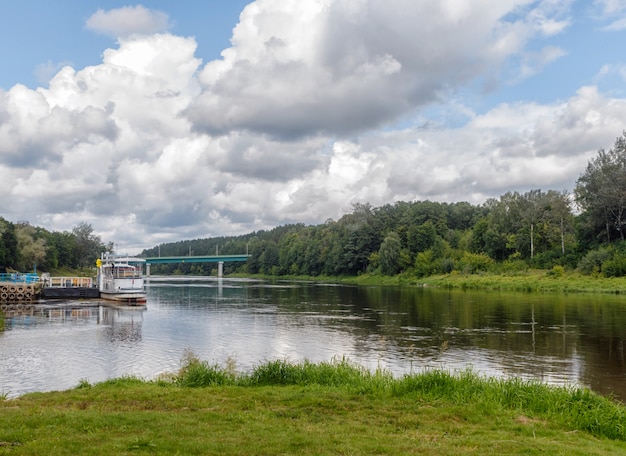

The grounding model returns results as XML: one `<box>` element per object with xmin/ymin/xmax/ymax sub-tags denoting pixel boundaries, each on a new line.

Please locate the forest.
<box><xmin>142</xmin><ymin>132</ymin><xmax>626</xmax><ymax>278</ymax></box>
<box><xmin>0</xmin><ymin>221</ymin><xmax>107</xmax><ymax>274</ymax></box>
<box><xmin>3</xmin><ymin>132</ymin><xmax>626</xmax><ymax>279</ymax></box>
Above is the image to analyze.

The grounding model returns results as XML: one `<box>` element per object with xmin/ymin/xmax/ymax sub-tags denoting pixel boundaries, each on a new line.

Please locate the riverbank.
<box><xmin>417</xmin><ymin>270</ymin><xmax>626</xmax><ymax>294</ymax></box>
<box><xmin>1</xmin><ymin>358</ymin><xmax>625</xmax><ymax>455</ymax></box>
<box><xmin>250</xmin><ymin>270</ymin><xmax>626</xmax><ymax>294</ymax></box>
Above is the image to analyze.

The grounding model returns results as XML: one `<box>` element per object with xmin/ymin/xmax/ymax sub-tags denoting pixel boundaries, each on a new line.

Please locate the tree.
<box><xmin>575</xmin><ymin>132</ymin><xmax>626</xmax><ymax>242</ymax></box>
<box><xmin>543</xmin><ymin>190</ymin><xmax>573</xmax><ymax>255</ymax></box>
<box><xmin>0</xmin><ymin>219</ymin><xmax>18</xmax><ymax>270</ymax></box>
<box><xmin>338</xmin><ymin>203</ymin><xmax>380</xmax><ymax>274</ymax></box>
<box><xmin>15</xmin><ymin>223</ymin><xmax>46</xmax><ymax>271</ymax></box>
<box><xmin>407</xmin><ymin>220</ymin><xmax>437</xmax><ymax>254</ymax></box>
<box><xmin>519</xmin><ymin>189</ymin><xmax>545</xmax><ymax>259</ymax></box>
<box><xmin>72</xmin><ymin>222</ymin><xmax>104</xmax><ymax>269</ymax></box>
<box><xmin>379</xmin><ymin>232</ymin><xmax>402</xmax><ymax>275</ymax></box>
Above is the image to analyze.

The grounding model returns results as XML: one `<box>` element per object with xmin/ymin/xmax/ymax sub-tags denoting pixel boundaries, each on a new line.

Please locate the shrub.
<box><xmin>602</xmin><ymin>256</ymin><xmax>626</xmax><ymax>277</ymax></box>
<box><xmin>458</xmin><ymin>252</ymin><xmax>493</xmax><ymax>274</ymax></box>
<box><xmin>546</xmin><ymin>265</ymin><xmax>565</xmax><ymax>278</ymax></box>
<box><xmin>577</xmin><ymin>246</ymin><xmax>614</xmax><ymax>275</ymax></box>
<box><xmin>439</xmin><ymin>257</ymin><xmax>455</xmax><ymax>274</ymax></box>
<box><xmin>414</xmin><ymin>250</ymin><xmax>436</xmax><ymax>277</ymax></box>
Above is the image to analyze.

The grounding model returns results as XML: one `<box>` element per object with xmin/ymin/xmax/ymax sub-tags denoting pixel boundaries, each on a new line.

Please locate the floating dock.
<box><xmin>39</xmin><ymin>276</ymin><xmax>99</xmax><ymax>299</ymax></box>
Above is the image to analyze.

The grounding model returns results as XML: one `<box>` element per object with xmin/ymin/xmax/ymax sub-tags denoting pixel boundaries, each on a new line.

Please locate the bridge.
<box><xmin>143</xmin><ymin>254</ymin><xmax>250</xmax><ymax>277</ymax></box>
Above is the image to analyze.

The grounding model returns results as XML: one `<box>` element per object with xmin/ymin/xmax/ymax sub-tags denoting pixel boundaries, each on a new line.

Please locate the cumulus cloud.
<box><xmin>0</xmin><ymin>1</ymin><xmax>624</xmax><ymax>252</ymax></box>
<box><xmin>85</xmin><ymin>5</ymin><xmax>171</xmax><ymax>39</ymax></box>
<box><xmin>34</xmin><ymin>60</ymin><xmax>74</xmax><ymax>85</ymax></box>
<box><xmin>185</xmin><ymin>0</ymin><xmax>568</xmax><ymax>139</ymax></box>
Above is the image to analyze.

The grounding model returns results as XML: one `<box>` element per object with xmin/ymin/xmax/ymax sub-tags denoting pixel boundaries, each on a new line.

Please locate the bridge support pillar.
<box><xmin>146</xmin><ymin>263</ymin><xmax>151</xmax><ymax>277</ymax></box>
<box><xmin>218</xmin><ymin>261</ymin><xmax>224</xmax><ymax>278</ymax></box>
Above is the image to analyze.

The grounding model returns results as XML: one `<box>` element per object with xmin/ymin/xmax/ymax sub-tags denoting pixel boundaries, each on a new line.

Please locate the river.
<box><xmin>1</xmin><ymin>277</ymin><xmax>625</xmax><ymax>401</ymax></box>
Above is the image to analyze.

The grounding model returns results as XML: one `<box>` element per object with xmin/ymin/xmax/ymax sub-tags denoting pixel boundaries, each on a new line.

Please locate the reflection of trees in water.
<box><xmin>577</xmin><ymin>334</ymin><xmax>625</xmax><ymax>399</ymax></box>
<box><xmin>100</xmin><ymin>307</ymin><xmax>144</xmax><ymax>343</ymax></box>
<box><xmin>251</xmin><ymin>283</ymin><xmax>626</xmax><ymax>399</ymax></box>
<box><xmin>147</xmin><ymin>280</ymin><xmax>626</xmax><ymax>400</ymax></box>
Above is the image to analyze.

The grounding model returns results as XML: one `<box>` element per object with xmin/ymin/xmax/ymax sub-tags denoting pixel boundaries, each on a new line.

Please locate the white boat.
<box><xmin>97</xmin><ymin>254</ymin><xmax>146</xmax><ymax>304</ymax></box>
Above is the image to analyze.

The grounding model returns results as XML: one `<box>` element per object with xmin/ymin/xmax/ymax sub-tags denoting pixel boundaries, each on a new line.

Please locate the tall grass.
<box><xmin>244</xmin><ymin>357</ymin><xmax>395</xmax><ymax>392</ymax></box>
<box><xmin>172</xmin><ymin>356</ymin><xmax>626</xmax><ymax>441</ymax></box>
<box><xmin>173</xmin><ymin>350</ymin><xmax>236</xmax><ymax>387</ymax></box>
<box><xmin>392</xmin><ymin>369</ymin><xmax>626</xmax><ymax>440</ymax></box>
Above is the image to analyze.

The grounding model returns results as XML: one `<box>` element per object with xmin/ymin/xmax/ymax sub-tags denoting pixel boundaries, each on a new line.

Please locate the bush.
<box><xmin>458</xmin><ymin>252</ymin><xmax>493</xmax><ymax>274</ymax></box>
<box><xmin>439</xmin><ymin>257</ymin><xmax>455</xmax><ymax>274</ymax></box>
<box><xmin>546</xmin><ymin>265</ymin><xmax>565</xmax><ymax>278</ymax></box>
<box><xmin>414</xmin><ymin>250</ymin><xmax>436</xmax><ymax>277</ymax></box>
<box><xmin>602</xmin><ymin>256</ymin><xmax>626</xmax><ymax>277</ymax></box>
<box><xmin>577</xmin><ymin>246</ymin><xmax>614</xmax><ymax>275</ymax></box>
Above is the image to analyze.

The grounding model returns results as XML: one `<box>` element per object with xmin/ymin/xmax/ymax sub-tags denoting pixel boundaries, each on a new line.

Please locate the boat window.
<box><xmin>113</xmin><ymin>266</ymin><xmax>142</xmax><ymax>278</ymax></box>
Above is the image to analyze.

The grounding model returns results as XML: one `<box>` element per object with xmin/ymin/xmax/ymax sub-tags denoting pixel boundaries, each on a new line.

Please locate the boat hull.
<box><xmin>100</xmin><ymin>291</ymin><xmax>147</xmax><ymax>305</ymax></box>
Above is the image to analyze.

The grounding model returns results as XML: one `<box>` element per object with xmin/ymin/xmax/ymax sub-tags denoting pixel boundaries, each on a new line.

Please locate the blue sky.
<box><xmin>0</xmin><ymin>1</ymin><xmax>249</xmax><ymax>90</ymax></box>
<box><xmin>1</xmin><ymin>1</ymin><xmax>626</xmax><ymax>253</ymax></box>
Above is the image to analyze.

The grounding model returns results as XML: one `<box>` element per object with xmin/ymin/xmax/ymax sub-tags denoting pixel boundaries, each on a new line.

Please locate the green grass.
<box><xmin>1</xmin><ymin>358</ymin><xmax>625</xmax><ymax>455</ymax></box>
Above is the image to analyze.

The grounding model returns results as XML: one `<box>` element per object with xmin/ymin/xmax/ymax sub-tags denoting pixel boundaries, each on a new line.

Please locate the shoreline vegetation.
<box><xmin>1</xmin><ymin>356</ymin><xmax>625</xmax><ymax>454</ymax></box>
<box><xmin>231</xmin><ymin>269</ymin><xmax>626</xmax><ymax>295</ymax></box>
<box><xmin>52</xmin><ymin>266</ymin><xmax>626</xmax><ymax>295</ymax></box>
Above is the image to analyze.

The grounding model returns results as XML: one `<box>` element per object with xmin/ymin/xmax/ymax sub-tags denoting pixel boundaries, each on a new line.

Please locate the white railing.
<box><xmin>45</xmin><ymin>277</ymin><xmax>94</xmax><ymax>288</ymax></box>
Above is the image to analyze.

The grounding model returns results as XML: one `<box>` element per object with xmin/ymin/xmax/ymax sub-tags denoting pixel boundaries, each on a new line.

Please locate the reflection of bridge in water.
<box><xmin>143</xmin><ymin>254</ymin><xmax>249</xmax><ymax>277</ymax></box>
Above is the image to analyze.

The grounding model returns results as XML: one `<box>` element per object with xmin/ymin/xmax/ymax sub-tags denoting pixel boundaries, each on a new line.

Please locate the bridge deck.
<box><xmin>143</xmin><ymin>254</ymin><xmax>249</xmax><ymax>264</ymax></box>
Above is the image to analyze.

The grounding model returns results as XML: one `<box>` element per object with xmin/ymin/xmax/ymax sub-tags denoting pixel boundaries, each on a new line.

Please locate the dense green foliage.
<box><xmin>137</xmin><ymin>195</ymin><xmax>594</xmax><ymax>277</ymax></box>
<box><xmin>0</xmin><ymin>219</ymin><xmax>107</xmax><ymax>273</ymax></box>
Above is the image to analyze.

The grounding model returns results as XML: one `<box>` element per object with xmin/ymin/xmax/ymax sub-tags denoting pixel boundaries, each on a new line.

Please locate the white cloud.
<box><xmin>185</xmin><ymin>0</ymin><xmax>560</xmax><ymax>139</ymax></box>
<box><xmin>34</xmin><ymin>60</ymin><xmax>73</xmax><ymax>85</ymax></box>
<box><xmin>592</xmin><ymin>0</ymin><xmax>626</xmax><ymax>29</ymax></box>
<box><xmin>85</xmin><ymin>5</ymin><xmax>170</xmax><ymax>39</ymax></box>
<box><xmin>603</xmin><ymin>17</ymin><xmax>626</xmax><ymax>30</ymax></box>
<box><xmin>1</xmin><ymin>1</ymin><xmax>625</xmax><ymax>253</ymax></box>
<box><xmin>518</xmin><ymin>45</ymin><xmax>567</xmax><ymax>79</ymax></box>
<box><xmin>594</xmin><ymin>0</ymin><xmax>626</xmax><ymax>15</ymax></box>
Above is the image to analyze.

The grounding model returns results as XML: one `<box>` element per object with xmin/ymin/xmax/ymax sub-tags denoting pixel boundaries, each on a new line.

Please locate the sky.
<box><xmin>1</xmin><ymin>0</ymin><xmax>626</xmax><ymax>254</ymax></box>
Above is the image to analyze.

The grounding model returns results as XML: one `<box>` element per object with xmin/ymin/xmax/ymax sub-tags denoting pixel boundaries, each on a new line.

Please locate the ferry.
<box><xmin>97</xmin><ymin>254</ymin><xmax>146</xmax><ymax>305</ymax></box>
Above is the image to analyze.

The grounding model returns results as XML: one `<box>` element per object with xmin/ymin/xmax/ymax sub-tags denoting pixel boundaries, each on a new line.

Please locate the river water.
<box><xmin>1</xmin><ymin>277</ymin><xmax>625</xmax><ymax>401</ymax></box>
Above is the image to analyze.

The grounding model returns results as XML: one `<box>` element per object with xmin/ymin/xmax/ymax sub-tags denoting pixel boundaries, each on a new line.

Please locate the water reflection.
<box><xmin>1</xmin><ymin>279</ymin><xmax>625</xmax><ymax>402</ymax></box>
<box><xmin>100</xmin><ymin>306</ymin><xmax>144</xmax><ymax>343</ymax></box>
<box><xmin>0</xmin><ymin>302</ymin><xmax>146</xmax><ymax>397</ymax></box>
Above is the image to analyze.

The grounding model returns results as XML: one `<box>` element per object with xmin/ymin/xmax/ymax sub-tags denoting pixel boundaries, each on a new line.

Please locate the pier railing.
<box><xmin>46</xmin><ymin>277</ymin><xmax>94</xmax><ymax>288</ymax></box>
<box><xmin>0</xmin><ymin>273</ymin><xmax>40</xmax><ymax>284</ymax></box>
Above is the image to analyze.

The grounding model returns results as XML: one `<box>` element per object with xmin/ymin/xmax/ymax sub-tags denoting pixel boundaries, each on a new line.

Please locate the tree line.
<box><xmin>143</xmin><ymin>133</ymin><xmax>626</xmax><ymax>278</ymax></box>
<box><xmin>3</xmin><ymin>132</ymin><xmax>626</xmax><ymax>278</ymax></box>
<box><xmin>0</xmin><ymin>221</ymin><xmax>107</xmax><ymax>273</ymax></box>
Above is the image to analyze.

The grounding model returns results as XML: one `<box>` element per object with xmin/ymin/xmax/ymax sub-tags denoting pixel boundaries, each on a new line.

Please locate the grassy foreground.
<box><xmin>1</xmin><ymin>357</ymin><xmax>625</xmax><ymax>455</ymax></box>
